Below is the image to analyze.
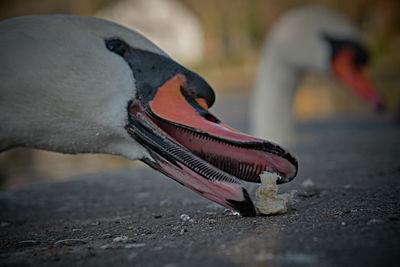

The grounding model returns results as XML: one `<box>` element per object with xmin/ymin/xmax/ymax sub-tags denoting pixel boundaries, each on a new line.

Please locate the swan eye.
<box><xmin>105</xmin><ymin>39</ymin><xmax>130</xmax><ymax>57</ymax></box>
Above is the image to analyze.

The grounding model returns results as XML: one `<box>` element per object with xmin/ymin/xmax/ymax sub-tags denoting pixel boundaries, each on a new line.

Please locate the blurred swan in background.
<box><xmin>250</xmin><ymin>6</ymin><xmax>383</xmax><ymax>144</ymax></box>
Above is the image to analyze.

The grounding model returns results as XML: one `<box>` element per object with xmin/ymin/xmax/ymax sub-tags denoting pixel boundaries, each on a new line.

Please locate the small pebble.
<box><xmin>343</xmin><ymin>184</ymin><xmax>352</xmax><ymax>189</ymax></box>
<box><xmin>223</xmin><ymin>209</ymin><xmax>239</xmax><ymax>216</ymax></box>
<box><xmin>302</xmin><ymin>178</ymin><xmax>315</xmax><ymax>188</ymax></box>
<box><xmin>180</xmin><ymin>214</ymin><xmax>191</xmax><ymax>222</ymax></box>
<box><xmin>223</xmin><ymin>209</ymin><xmax>231</xmax><ymax>215</ymax></box>
<box><xmin>113</xmin><ymin>236</ymin><xmax>129</xmax><ymax>243</ymax></box>
<box><xmin>53</xmin><ymin>239</ymin><xmax>86</xmax><ymax>248</ymax></box>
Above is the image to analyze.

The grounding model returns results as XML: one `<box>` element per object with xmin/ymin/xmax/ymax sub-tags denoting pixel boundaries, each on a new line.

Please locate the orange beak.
<box><xmin>149</xmin><ymin>74</ymin><xmax>247</xmax><ymax>140</ymax></box>
<box><xmin>148</xmin><ymin>74</ymin><xmax>297</xmax><ymax>181</ymax></box>
<box><xmin>331</xmin><ymin>48</ymin><xmax>383</xmax><ymax>110</ymax></box>
<box><xmin>127</xmin><ymin>74</ymin><xmax>298</xmax><ymax>216</ymax></box>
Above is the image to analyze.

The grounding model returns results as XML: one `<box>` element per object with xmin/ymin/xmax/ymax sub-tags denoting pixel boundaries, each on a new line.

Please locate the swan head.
<box><xmin>268</xmin><ymin>6</ymin><xmax>382</xmax><ymax>109</ymax></box>
<box><xmin>112</xmin><ymin>39</ymin><xmax>298</xmax><ymax>216</ymax></box>
<box><xmin>0</xmin><ymin>15</ymin><xmax>298</xmax><ymax>216</ymax></box>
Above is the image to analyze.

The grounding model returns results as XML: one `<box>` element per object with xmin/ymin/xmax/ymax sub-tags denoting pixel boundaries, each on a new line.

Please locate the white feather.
<box><xmin>0</xmin><ymin>15</ymin><xmax>167</xmax><ymax>160</ymax></box>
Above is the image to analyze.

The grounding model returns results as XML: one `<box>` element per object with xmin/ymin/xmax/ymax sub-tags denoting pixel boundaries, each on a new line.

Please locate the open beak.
<box><xmin>126</xmin><ymin>74</ymin><xmax>298</xmax><ymax>216</ymax></box>
<box><xmin>331</xmin><ymin>49</ymin><xmax>383</xmax><ymax>110</ymax></box>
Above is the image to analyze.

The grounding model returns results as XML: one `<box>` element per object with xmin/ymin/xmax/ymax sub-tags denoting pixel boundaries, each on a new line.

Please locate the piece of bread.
<box><xmin>255</xmin><ymin>172</ymin><xmax>295</xmax><ymax>215</ymax></box>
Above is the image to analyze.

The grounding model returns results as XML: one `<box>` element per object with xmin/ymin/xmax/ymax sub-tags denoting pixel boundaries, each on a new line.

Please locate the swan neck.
<box><xmin>250</xmin><ymin>52</ymin><xmax>301</xmax><ymax>145</ymax></box>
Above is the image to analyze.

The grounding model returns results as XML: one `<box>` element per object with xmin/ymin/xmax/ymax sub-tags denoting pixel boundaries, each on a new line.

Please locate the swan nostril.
<box><xmin>204</xmin><ymin>113</ymin><xmax>219</xmax><ymax>123</ymax></box>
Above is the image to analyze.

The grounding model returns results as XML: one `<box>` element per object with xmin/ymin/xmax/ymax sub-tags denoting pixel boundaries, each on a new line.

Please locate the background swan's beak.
<box><xmin>331</xmin><ymin>49</ymin><xmax>383</xmax><ymax>110</ymax></box>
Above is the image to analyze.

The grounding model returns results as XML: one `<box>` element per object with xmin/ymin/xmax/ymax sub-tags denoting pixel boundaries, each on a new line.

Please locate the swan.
<box><xmin>250</xmin><ymin>6</ymin><xmax>383</xmax><ymax>144</ymax></box>
<box><xmin>0</xmin><ymin>15</ymin><xmax>298</xmax><ymax>216</ymax></box>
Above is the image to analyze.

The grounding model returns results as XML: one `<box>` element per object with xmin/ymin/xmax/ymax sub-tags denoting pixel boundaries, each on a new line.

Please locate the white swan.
<box><xmin>250</xmin><ymin>6</ymin><xmax>382</xmax><ymax>144</ymax></box>
<box><xmin>0</xmin><ymin>15</ymin><xmax>298</xmax><ymax>216</ymax></box>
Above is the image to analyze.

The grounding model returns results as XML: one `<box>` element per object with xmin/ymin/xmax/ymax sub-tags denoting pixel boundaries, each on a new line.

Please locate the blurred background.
<box><xmin>1</xmin><ymin>0</ymin><xmax>399</xmax><ymax>189</ymax></box>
